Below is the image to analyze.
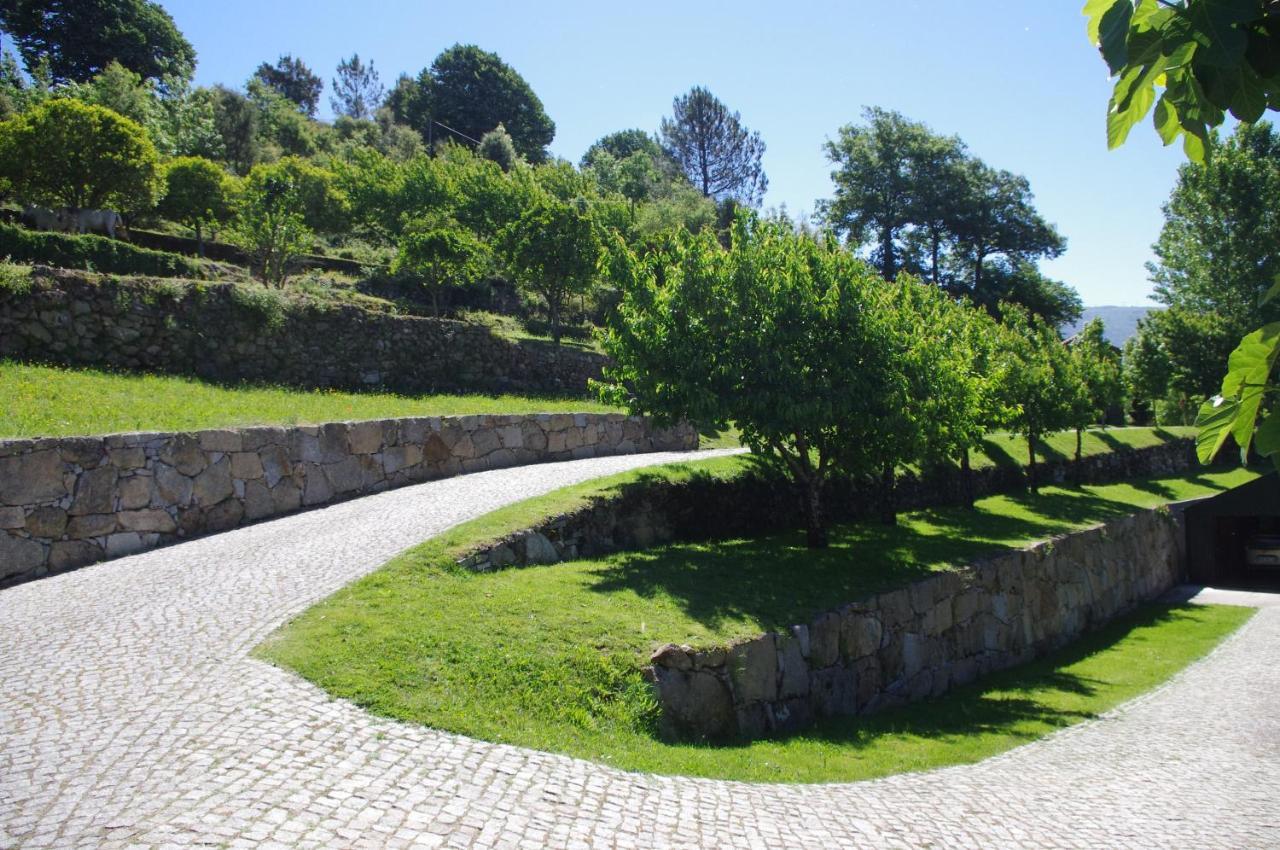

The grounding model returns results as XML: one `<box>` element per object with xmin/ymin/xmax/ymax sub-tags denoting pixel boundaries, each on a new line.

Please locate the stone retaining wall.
<box><xmin>649</xmin><ymin>504</ymin><xmax>1186</xmax><ymax>741</ymax></box>
<box><xmin>459</xmin><ymin>439</ymin><xmax>1196</xmax><ymax>572</ymax></box>
<box><xmin>0</xmin><ymin>414</ymin><xmax>697</xmax><ymax>586</ymax></box>
<box><xmin>0</xmin><ymin>268</ymin><xmax>607</xmax><ymax>396</ymax></box>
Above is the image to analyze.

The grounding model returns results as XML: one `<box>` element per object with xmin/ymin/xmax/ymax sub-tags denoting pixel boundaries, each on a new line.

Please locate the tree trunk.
<box><xmin>1074</xmin><ymin>427</ymin><xmax>1083</xmax><ymax>484</ymax></box>
<box><xmin>196</xmin><ymin>222</ymin><xmax>205</xmax><ymax>258</ymax></box>
<box><xmin>930</xmin><ymin>228</ymin><xmax>941</xmax><ymax>286</ymax></box>
<box><xmin>960</xmin><ymin>448</ymin><xmax>974</xmax><ymax>509</ymax></box>
<box><xmin>1027</xmin><ymin>435</ymin><xmax>1038</xmax><ymax>493</ymax></box>
<box><xmin>431</xmin><ymin>288</ymin><xmax>440</xmax><ymax>318</ymax></box>
<box><xmin>548</xmin><ymin>292</ymin><xmax>562</xmax><ymax>349</ymax></box>
<box><xmin>879</xmin><ymin>462</ymin><xmax>897</xmax><ymax>525</ymax></box>
<box><xmin>800</xmin><ymin>475</ymin><xmax>828</xmax><ymax>549</ymax></box>
<box><xmin>881</xmin><ymin>226</ymin><xmax>896</xmax><ymax>281</ymax></box>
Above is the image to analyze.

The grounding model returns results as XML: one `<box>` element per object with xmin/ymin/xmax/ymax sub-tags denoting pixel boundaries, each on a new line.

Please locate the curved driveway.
<box><xmin>1</xmin><ymin>450</ymin><xmax>1277</xmax><ymax>850</ymax></box>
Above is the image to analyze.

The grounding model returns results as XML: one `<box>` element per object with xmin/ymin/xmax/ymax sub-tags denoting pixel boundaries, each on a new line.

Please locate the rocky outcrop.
<box><xmin>0</xmin><ymin>268</ymin><xmax>607</xmax><ymax>396</ymax></box>
<box><xmin>648</xmin><ymin>504</ymin><xmax>1188</xmax><ymax>741</ymax></box>
<box><xmin>0</xmin><ymin>414</ymin><xmax>697</xmax><ymax>586</ymax></box>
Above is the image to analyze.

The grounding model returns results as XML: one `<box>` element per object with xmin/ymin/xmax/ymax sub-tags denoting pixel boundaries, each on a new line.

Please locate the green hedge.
<box><xmin>0</xmin><ymin>222</ymin><xmax>205</xmax><ymax>279</ymax></box>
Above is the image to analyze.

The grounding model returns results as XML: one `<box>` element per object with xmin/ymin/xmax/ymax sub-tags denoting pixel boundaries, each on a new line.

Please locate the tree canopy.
<box><xmin>395</xmin><ymin>44</ymin><xmax>555</xmax><ymax>162</ymax></box>
<box><xmin>0</xmin><ymin>0</ymin><xmax>195</xmax><ymax>85</ymax></box>
<box><xmin>659</xmin><ymin>87</ymin><xmax>767</xmax><ymax>207</ymax></box>
<box><xmin>254</xmin><ymin>55</ymin><xmax>323</xmax><ymax>117</ymax></box>
<box><xmin>0</xmin><ymin>97</ymin><xmax>161</xmax><ymax>211</ymax></box>
<box><xmin>330</xmin><ymin>53</ymin><xmax>385</xmax><ymax>120</ymax></box>
<box><xmin>822</xmin><ymin>107</ymin><xmax>1072</xmax><ymax>323</ymax></box>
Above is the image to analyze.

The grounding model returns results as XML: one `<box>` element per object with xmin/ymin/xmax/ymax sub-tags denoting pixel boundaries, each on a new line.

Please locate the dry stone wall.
<box><xmin>459</xmin><ymin>439</ymin><xmax>1196</xmax><ymax>572</ymax></box>
<box><xmin>0</xmin><ymin>268</ymin><xmax>607</xmax><ymax>396</ymax></box>
<box><xmin>0</xmin><ymin>414</ymin><xmax>696</xmax><ymax>586</ymax></box>
<box><xmin>649</xmin><ymin>505</ymin><xmax>1186</xmax><ymax>741</ymax></box>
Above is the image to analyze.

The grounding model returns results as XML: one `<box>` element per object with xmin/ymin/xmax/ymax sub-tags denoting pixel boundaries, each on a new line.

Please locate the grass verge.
<box><xmin>257</xmin><ymin>466</ymin><xmax>1254</xmax><ymax>783</ymax></box>
<box><xmin>0</xmin><ymin>360</ymin><xmax>622</xmax><ymax>438</ymax></box>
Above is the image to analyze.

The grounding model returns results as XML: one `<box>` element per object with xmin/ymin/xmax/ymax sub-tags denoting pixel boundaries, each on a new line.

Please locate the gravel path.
<box><xmin>2</xmin><ymin>450</ymin><xmax>1277</xmax><ymax>850</ymax></box>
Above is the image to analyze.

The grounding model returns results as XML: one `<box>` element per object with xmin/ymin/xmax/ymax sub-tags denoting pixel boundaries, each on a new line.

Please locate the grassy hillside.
<box><xmin>0</xmin><ymin>361</ymin><xmax>621</xmax><ymax>438</ymax></box>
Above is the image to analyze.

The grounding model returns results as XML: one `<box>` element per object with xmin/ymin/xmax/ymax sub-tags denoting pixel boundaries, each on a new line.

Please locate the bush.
<box><xmin>0</xmin><ymin>222</ymin><xmax>205</xmax><ymax>278</ymax></box>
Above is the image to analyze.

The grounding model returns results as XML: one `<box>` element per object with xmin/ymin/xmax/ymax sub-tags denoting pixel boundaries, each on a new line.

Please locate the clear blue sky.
<box><xmin>165</xmin><ymin>0</ymin><xmax>1189</xmax><ymax>308</ymax></box>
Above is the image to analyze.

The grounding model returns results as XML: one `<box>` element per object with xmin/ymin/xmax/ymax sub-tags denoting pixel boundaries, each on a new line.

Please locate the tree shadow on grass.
<box><xmin>676</xmin><ymin>603</ymin><xmax>1210</xmax><ymax>752</ymax></box>
<box><xmin>979</xmin><ymin>438</ymin><xmax>1023</xmax><ymax>469</ymax></box>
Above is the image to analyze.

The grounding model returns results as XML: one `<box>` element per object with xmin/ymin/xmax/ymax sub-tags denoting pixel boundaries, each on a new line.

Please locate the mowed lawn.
<box><xmin>259</xmin><ymin>465</ymin><xmax>1256</xmax><ymax>783</ymax></box>
<box><xmin>0</xmin><ymin>360</ymin><xmax>621</xmax><ymax>438</ymax></box>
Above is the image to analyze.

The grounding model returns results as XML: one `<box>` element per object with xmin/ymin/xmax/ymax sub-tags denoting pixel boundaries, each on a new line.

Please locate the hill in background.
<box><xmin>1061</xmin><ymin>306</ymin><xmax>1158</xmax><ymax>346</ymax></box>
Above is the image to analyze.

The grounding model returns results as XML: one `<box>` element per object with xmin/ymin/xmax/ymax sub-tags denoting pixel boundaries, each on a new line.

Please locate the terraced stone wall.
<box><xmin>0</xmin><ymin>414</ymin><xmax>697</xmax><ymax>586</ymax></box>
<box><xmin>0</xmin><ymin>268</ymin><xmax>607</xmax><ymax>396</ymax></box>
<box><xmin>649</xmin><ymin>505</ymin><xmax>1186</xmax><ymax>741</ymax></box>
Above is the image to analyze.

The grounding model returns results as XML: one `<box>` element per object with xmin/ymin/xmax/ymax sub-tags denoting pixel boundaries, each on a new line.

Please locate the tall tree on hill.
<box><xmin>253</xmin><ymin>55</ymin><xmax>323</xmax><ymax>117</ymax></box>
<box><xmin>580</xmin><ymin>129</ymin><xmax>664</xmax><ymax>169</ymax></box>
<box><xmin>659</xmin><ymin>86</ymin><xmax>767</xmax><ymax>207</ymax></box>
<box><xmin>822</xmin><ymin>108</ymin><xmax>963</xmax><ymax>281</ymax></box>
<box><xmin>0</xmin><ymin>0</ymin><xmax>195</xmax><ymax>85</ymax></box>
<box><xmin>946</xmin><ymin>160</ymin><xmax>1065</xmax><ymax>303</ymax></box>
<box><xmin>395</xmin><ymin>45</ymin><xmax>555</xmax><ymax>162</ymax></box>
<box><xmin>330</xmin><ymin>53</ymin><xmax>385</xmax><ymax>120</ymax></box>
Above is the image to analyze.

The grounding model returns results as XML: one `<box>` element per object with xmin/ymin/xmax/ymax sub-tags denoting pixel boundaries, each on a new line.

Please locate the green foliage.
<box><xmin>600</xmin><ymin>214</ymin><xmax>971</xmax><ymax>544</ymax></box>
<box><xmin>230</xmin><ymin>162</ymin><xmax>317</xmax><ymax>286</ymax></box>
<box><xmin>821</xmin><ymin>108</ymin><xmax>1070</xmax><ymax>322</ymax></box>
<box><xmin>393</xmin><ymin>219</ymin><xmax>491</xmax><ymax>315</ymax></box>
<box><xmin>245</xmin><ymin>77</ymin><xmax>319</xmax><ymax>160</ymax></box>
<box><xmin>477</xmin><ymin>123</ymin><xmax>520</xmax><ymax>172</ymax></box>
<box><xmin>0</xmin><ymin>262</ymin><xmax>32</xmax><ymax>295</ymax></box>
<box><xmin>227</xmin><ymin>282</ymin><xmax>289</xmax><ymax>329</ymax></box>
<box><xmin>253</xmin><ymin>54</ymin><xmax>322</xmax><ymax>117</ymax></box>
<box><xmin>659</xmin><ymin>86</ymin><xmax>767</xmax><ymax>206</ymax></box>
<box><xmin>0</xmin><ymin>98</ymin><xmax>161</xmax><ymax>211</ymax></box>
<box><xmin>1071</xmin><ymin>318</ymin><xmax>1125</xmax><ymax>429</ymax></box>
<box><xmin>500</xmin><ymin>196</ymin><xmax>602</xmax><ymax>346</ymax></box>
<box><xmin>330</xmin><ymin>53</ymin><xmax>385</xmax><ymax>120</ymax></box>
<box><xmin>581</xmin><ymin>129</ymin><xmax>665</xmax><ymax>169</ymax></box>
<box><xmin>993</xmin><ymin>305</ymin><xmax>1078</xmax><ymax>490</ymax></box>
<box><xmin>398</xmin><ymin>44</ymin><xmax>555</xmax><ymax>162</ymax></box>
<box><xmin>158</xmin><ymin>157</ymin><xmax>233</xmax><ymax>251</ymax></box>
<box><xmin>0</xmin><ymin>221</ymin><xmax>202</xmax><ymax>278</ymax></box>
<box><xmin>209</xmin><ymin>85</ymin><xmax>261</xmax><ymax>175</ymax></box>
<box><xmin>0</xmin><ymin>0</ymin><xmax>195</xmax><ymax>85</ymax></box>
<box><xmin>1083</xmin><ymin>0</ymin><xmax>1280</xmax><ymax>157</ymax></box>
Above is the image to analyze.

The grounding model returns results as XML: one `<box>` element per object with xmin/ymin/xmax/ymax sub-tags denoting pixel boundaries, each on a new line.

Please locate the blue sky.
<box><xmin>165</xmin><ymin>0</ymin><xmax>1190</xmax><ymax>307</ymax></box>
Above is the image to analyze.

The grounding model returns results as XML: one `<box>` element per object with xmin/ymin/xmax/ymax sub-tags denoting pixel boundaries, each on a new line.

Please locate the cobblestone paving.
<box><xmin>2</xmin><ymin>450</ymin><xmax>1278</xmax><ymax>850</ymax></box>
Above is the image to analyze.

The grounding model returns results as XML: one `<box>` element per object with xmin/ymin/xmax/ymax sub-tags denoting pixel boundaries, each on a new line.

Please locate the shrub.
<box><xmin>0</xmin><ymin>98</ymin><xmax>162</xmax><ymax>211</ymax></box>
<box><xmin>0</xmin><ymin>222</ymin><xmax>204</xmax><ymax>278</ymax></box>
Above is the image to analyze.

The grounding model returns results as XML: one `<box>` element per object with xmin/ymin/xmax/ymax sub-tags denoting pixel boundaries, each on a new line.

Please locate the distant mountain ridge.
<box><xmin>1061</xmin><ymin>306</ymin><xmax>1158</xmax><ymax>346</ymax></box>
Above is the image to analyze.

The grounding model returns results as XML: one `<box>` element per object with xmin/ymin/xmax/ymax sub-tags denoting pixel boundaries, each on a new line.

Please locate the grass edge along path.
<box><xmin>258</xmin><ymin>465</ymin><xmax>1256</xmax><ymax>784</ymax></box>
<box><xmin>0</xmin><ymin>360</ymin><xmax>621</xmax><ymax>438</ymax></box>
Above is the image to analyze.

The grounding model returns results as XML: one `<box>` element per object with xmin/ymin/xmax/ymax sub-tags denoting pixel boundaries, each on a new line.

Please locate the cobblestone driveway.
<box><xmin>2</xmin><ymin>451</ymin><xmax>1278</xmax><ymax>849</ymax></box>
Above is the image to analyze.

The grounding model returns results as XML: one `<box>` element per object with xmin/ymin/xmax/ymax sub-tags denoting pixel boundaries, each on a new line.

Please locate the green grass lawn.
<box><xmin>0</xmin><ymin>360</ymin><xmax>622</xmax><ymax>438</ymax></box>
<box><xmin>258</xmin><ymin>465</ymin><xmax>1255</xmax><ymax>783</ymax></box>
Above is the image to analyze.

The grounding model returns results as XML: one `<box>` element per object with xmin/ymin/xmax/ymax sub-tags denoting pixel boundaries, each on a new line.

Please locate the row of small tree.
<box><xmin>599</xmin><ymin>216</ymin><xmax>1121</xmax><ymax>547</ymax></box>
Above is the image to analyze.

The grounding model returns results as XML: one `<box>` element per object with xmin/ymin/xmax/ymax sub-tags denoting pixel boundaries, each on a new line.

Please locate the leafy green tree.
<box><xmin>393</xmin><ymin>219</ymin><xmax>490</xmax><ymax>316</ymax></box>
<box><xmin>599</xmin><ymin>216</ymin><xmax>936</xmax><ymax>547</ymax></box>
<box><xmin>822</xmin><ymin>108</ymin><xmax>963</xmax><ymax>281</ymax></box>
<box><xmin>158</xmin><ymin>157</ymin><xmax>232</xmax><ymax>255</ymax></box>
<box><xmin>968</xmin><ymin>258</ymin><xmax>1083</xmax><ymax>327</ymax></box>
<box><xmin>1083</xmin><ymin>0</ymin><xmax>1280</xmax><ymax>469</ymax></box>
<box><xmin>256</xmin><ymin>156</ymin><xmax>348</xmax><ymax>234</ymax></box>
<box><xmin>397</xmin><ymin>45</ymin><xmax>555</xmax><ymax>162</ymax></box>
<box><xmin>992</xmin><ymin>305</ymin><xmax>1076</xmax><ymax>492</ymax></box>
<box><xmin>330</xmin><ymin>53</ymin><xmax>385</xmax><ymax>120</ymax></box>
<box><xmin>0</xmin><ymin>0</ymin><xmax>195</xmax><ymax>85</ymax></box>
<box><xmin>1068</xmin><ymin>318</ymin><xmax>1125</xmax><ymax>468</ymax></box>
<box><xmin>477</xmin><ymin>123</ymin><xmax>519</xmax><ymax>172</ymax></box>
<box><xmin>0</xmin><ymin>98</ymin><xmax>161</xmax><ymax>211</ymax></box>
<box><xmin>230</xmin><ymin>164</ymin><xmax>314</xmax><ymax>286</ymax></box>
<box><xmin>254</xmin><ymin>55</ymin><xmax>323</xmax><ymax>117</ymax></box>
<box><xmin>246</xmin><ymin>77</ymin><xmax>319</xmax><ymax>159</ymax></box>
<box><xmin>210</xmin><ymin>85</ymin><xmax>261</xmax><ymax>175</ymax></box>
<box><xmin>499</xmin><ymin>196</ymin><xmax>601</xmax><ymax>347</ymax></box>
<box><xmin>659</xmin><ymin>86</ymin><xmax>767</xmax><ymax>207</ymax></box>
<box><xmin>580</xmin><ymin>129</ymin><xmax>664</xmax><ymax>169</ymax></box>
<box><xmin>62</xmin><ymin>60</ymin><xmax>158</xmax><ymax>129</ymax></box>
<box><xmin>946</xmin><ymin>160</ymin><xmax>1066</xmax><ymax>303</ymax></box>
